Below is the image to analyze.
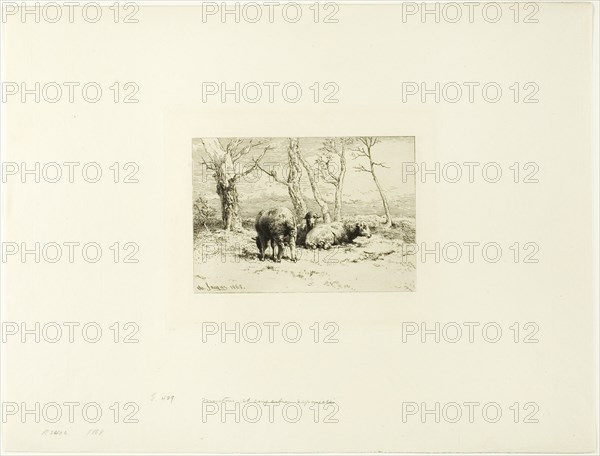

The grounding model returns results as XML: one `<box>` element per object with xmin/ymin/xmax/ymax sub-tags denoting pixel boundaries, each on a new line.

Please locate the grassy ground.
<box><xmin>193</xmin><ymin>215</ymin><xmax>416</xmax><ymax>293</ymax></box>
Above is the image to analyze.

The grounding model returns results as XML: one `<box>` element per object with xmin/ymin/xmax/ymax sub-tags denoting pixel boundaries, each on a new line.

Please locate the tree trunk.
<box><xmin>216</xmin><ymin>176</ymin><xmax>243</xmax><ymax>231</ymax></box>
<box><xmin>288</xmin><ymin>185</ymin><xmax>308</xmax><ymax>222</ymax></box>
<box><xmin>371</xmin><ymin>165</ymin><xmax>392</xmax><ymax>228</ymax></box>
<box><xmin>201</xmin><ymin>138</ymin><xmax>243</xmax><ymax>231</ymax></box>
<box><xmin>332</xmin><ymin>142</ymin><xmax>347</xmax><ymax>221</ymax></box>
<box><xmin>294</xmin><ymin>139</ymin><xmax>332</xmax><ymax>223</ymax></box>
<box><xmin>333</xmin><ymin>187</ymin><xmax>343</xmax><ymax>222</ymax></box>
<box><xmin>287</xmin><ymin>139</ymin><xmax>308</xmax><ymax>221</ymax></box>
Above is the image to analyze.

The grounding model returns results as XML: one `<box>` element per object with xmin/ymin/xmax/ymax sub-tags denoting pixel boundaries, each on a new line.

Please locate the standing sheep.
<box><xmin>305</xmin><ymin>221</ymin><xmax>372</xmax><ymax>249</ymax></box>
<box><xmin>255</xmin><ymin>207</ymin><xmax>298</xmax><ymax>262</ymax></box>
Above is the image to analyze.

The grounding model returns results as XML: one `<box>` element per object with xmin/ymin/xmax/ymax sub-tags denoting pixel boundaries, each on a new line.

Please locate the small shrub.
<box><xmin>396</xmin><ymin>220</ymin><xmax>416</xmax><ymax>244</ymax></box>
<box><xmin>193</xmin><ymin>196</ymin><xmax>217</xmax><ymax>238</ymax></box>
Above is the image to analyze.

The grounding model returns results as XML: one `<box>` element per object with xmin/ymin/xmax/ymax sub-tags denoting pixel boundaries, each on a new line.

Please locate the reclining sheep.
<box><xmin>305</xmin><ymin>221</ymin><xmax>372</xmax><ymax>249</ymax></box>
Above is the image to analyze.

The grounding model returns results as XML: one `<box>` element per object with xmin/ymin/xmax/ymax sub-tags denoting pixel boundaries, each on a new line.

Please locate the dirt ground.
<box><xmin>193</xmin><ymin>216</ymin><xmax>416</xmax><ymax>293</ymax></box>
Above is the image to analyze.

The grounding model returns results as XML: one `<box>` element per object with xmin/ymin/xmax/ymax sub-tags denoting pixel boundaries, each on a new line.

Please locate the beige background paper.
<box><xmin>1</xmin><ymin>1</ymin><xmax>598</xmax><ymax>453</ymax></box>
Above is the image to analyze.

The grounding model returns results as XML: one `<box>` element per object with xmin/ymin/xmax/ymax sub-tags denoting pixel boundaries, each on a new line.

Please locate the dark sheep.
<box><xmin>305</xmin><ymin>221</ymin><xmax>372</xmax><ymax>249</ymax></box>
<box><xmin>255</xmin><ymin>207</ymin><xmax>298</xmax><ymax>262</ymax></box>
<box><xmin>296</xmin><ymin>211</ymin><xmax>319</xmax><ymax>246</ymax></box>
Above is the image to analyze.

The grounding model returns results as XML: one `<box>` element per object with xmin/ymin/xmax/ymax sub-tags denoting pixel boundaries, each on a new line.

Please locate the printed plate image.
<box><xmin>193</xmin><ymin>137</ymin><xmax>416</xmax><ymax>292</ymax></box>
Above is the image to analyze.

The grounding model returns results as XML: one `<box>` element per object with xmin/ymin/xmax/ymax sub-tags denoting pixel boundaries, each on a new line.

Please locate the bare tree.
<box><xmin>294</xmin><ymin>138</ymin><xmax>332</xmax><ymax>223</ymax></box>
<box><xmin>253</xmin><ymin>138</ymin><xmax>308</xmax><ymax>221</ymax></box>
<box><xmin>200</xmin><ymin>138</ymin><xmax>269</xmax><ymax>231</ymax></box>
<box><xmin>316</xmin><ymin>137</ymin><xmax>351</xmax><ymax>221</ymax></box>
<box><xmin>352</xmin><ymin>137</ymin><xmax>392</xmax><ymax>228</ymax></box>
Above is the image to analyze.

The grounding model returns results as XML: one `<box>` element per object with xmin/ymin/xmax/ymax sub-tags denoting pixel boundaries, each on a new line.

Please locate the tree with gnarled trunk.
<box><xmin>315</xmin><ymin>137</ymin><xmax>351</xmax><ymax>222</ymax></box>
<box><xmin>253</xmin><ymin>138</ymin><xmax>308</xmax><ymax>222</ymax></box>
<box><xmin>294</xmin><ymin>138</ymin><xmax>332</xmax><ymax>223</ymax></box>
<box><xmin>200</xmin><ymin>138</ymin><xmax>269</xmax><ymax>231</ymax></box>
<box><xmin>352</xmin><ymin>137</ymin><xmax>392</xmax><ymax>228</ymax></box>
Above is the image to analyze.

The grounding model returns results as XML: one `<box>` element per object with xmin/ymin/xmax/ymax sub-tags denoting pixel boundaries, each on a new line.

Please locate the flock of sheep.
<box><xmin>254</xmin><ymin>207</ymin><xmax>372</xmax><ymax>262</ymax></box>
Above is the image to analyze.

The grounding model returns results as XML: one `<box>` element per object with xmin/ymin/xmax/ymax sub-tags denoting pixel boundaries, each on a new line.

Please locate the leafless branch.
<box><xmin>316</xmin><ymin>157</ymin><xmax>339</xmax><ymax>185</ymax></box>
<box><xmin>239</xmin><ymin>146</ymin><xmax>271</xmax><ymax>177</ymax></box>
<box><xmin>372</xmin><ymin>161</ymin><xmax>389</xmax><ymax>168</ymax></box>
<box><xmin>225</xmin><ymin>138</ymin><xmax>243</xmax><ymax>158</ymax></box>
<box><xmin>252</xmin><ymin>148</ymin><xmax>288</xmax><ymax>185</ymax></box>
<box><xmin>357</xmin><ymin>136</ymin><xmax>380</xmax><ymax>149</ymax></box>
<box><xmin>354</xmin><ymin>164</ymin><xmax>370</xmax><ymax>173</ymax></box>
<box><xmin>201</xmin><ymin>156</ymin><xmax>216</xmax><ymax>171</ymax></box>
<box><xmin>319</xmin><ymin>138</ymin><xmax>342</xmax><ymax>157</ymax></box>
<box><xmin>226</xmin><ymin>138</ymin><xmax>269</xmax><ymax>163</ymax></box>
<box><xmin>351</xmin><ymin>146</ymin><xmax>370</xmax><ymax>159</ymax></box>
